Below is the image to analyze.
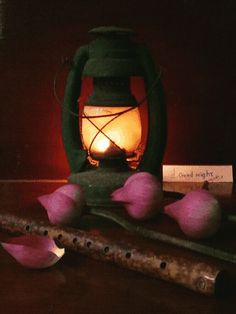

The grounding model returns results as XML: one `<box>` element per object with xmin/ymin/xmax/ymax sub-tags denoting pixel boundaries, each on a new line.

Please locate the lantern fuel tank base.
<box><xmin>68</xmin><ymin>169</ymin><xmax>133</xmax><ymax>207</ymax></box>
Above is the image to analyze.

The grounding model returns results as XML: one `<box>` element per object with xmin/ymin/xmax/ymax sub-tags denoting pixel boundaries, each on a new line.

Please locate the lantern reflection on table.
<box><xmin>62</xmin><ymin>26</ymin><xmax>166</xmax><ymax>206</ymax></box>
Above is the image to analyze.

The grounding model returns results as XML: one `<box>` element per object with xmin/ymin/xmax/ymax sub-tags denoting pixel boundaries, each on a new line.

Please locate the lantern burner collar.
<box><xmin>68</xmin><ymin>168</ymin><xmax>132</xmax><ymax>207</ymax></box>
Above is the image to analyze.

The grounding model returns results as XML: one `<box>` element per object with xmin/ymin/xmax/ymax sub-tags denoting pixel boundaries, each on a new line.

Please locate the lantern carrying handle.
<box><xmin>62</xmin><ymin>45</ymin><xmax>89</xmax><ymax>173</ymax></box>
<box><xmin>136</xmin><ymin>45</ymin><xmax>167</xmax><ymax>176</ymax></box>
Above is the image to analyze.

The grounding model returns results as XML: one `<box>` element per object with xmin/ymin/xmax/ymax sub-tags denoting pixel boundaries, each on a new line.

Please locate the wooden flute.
<box><xmin>0</xmin><ymin>211</ymin><xmax>226</xmax><ymax>296</ymax></box>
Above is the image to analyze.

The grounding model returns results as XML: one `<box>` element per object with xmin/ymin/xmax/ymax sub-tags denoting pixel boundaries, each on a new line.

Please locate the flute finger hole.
<box><xmin>160</xmin><ymin>261</ymin><xmax>167</xmax><ymax>269</ymax></box>
<box><xmin>125</xmin><ymin>252</ymin><xmax>131</xmax><ymax>259</ymax></box>
<box><xmin>73</xmin><ymin>238</ymin><xmax>78</xmax><ymax>244</ymax></box>
<box><xmin>25</xmin><ymin>225</ymin><xmax>30</xmax><ymax>231</ymax></box>
<box><xmin>104</xmin><ymin>246</ymin><xmax>109</xmax><ymax>253</ymax></box>
<box><xmin>87</xmin><ymin>241</ymin><xmax>92</xmax><ymax>248</ymax></box>
<box><xmin>57</xmin><ymin>234</ymin><xmax>63</xmax><ymax>240</ymax></box>
<box><xmin>43</xmin><ymin>230</ymin><xmax>48</xmax><ymax>236</ymax></box>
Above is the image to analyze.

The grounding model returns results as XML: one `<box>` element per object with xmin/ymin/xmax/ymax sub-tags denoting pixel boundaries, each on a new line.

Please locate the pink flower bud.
<box><xmin>1</xmin><ymin>235</ymin><xmax>65</xmax><ymax>269</ymax></box>
<box><xmin>112</xmin><ymin>172</ymin><xmax>163</xmax><ymax>220</ymax></box>
<box><xmin>164</xmin><ymin>189</ymin><xmax>222</xmax><ymax>239</ymax></box>
<box><xmin>38</xmin><ymin>184</ymin><xmax>86</xmax><ymax>226</ymax></box>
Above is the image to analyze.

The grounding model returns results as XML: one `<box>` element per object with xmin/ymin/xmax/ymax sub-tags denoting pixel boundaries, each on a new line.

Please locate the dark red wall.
<box><xmin>0</xmin><ymin>0</ymin><xmax>235</xmax><ymax>179</ymax></box>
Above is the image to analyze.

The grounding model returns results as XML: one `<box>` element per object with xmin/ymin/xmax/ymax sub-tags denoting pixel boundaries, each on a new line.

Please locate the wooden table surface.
<box><xmin>0</xmin><ymin>180</ymin><xmax>236</xmax><ymax>314</ymax></box>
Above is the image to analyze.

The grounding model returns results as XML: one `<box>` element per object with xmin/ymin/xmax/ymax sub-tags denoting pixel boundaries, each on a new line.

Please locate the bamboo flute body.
<box><xmin>0</xmin><ymin>211</ymin><xmax>224</xmax><ymax>296</ymax></box>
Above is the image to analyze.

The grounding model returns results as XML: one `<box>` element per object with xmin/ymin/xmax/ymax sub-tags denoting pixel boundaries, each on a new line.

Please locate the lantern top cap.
<box><xmin>89</xmin><ymin>26</ymin><xmax>135</xmax><ymax>36</ymax></box>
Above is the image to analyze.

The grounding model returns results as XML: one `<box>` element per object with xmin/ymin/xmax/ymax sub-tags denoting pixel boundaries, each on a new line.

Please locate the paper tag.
<box><xmin>163</xmin><ymin>165</ymin><xmax>233</xmax><ymax>183</ymax></box>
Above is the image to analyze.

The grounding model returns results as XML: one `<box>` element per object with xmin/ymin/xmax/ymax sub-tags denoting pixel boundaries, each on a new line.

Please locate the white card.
<box><xmin>163</xmin><ymin>165</ymin><xmax>233</xmax><ymax>183</ymax></box>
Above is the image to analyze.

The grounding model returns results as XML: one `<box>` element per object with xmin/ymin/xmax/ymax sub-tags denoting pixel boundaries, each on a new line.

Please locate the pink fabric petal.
<box><xmin>38</xmin><ymin>191</ymin><xmax>81</xmax><ymax>225</ymax></box>
<box><xmin>1</xmin><ymin>235</ymin><xmax>65</xmax><ymax>269</ymax></box>
<box><xmin>38</xmin><ymin>184</ymin><xmax>86</xmax><ymax>226</ymax></box>
<box><xmin>112</xmin><ymin>172</ymin><xmax>163</xmax><ymax>220</ymax></box>
<box><xmin>111</xmin><ymin>187</ymin><xmax>126</xmax><ymax>202</ymax></box>
<box><xmin>124</xmin><ymin>172</ymin><xmax>155</xmax><ymax>186</ymax></box>
<box><xmin>164</xmin><ymin>189</ymin><xmax>221</xmax><ymax>239</ymax></box>
<box><xmin>55</xmin><ymin>184</ymin><xmax>85</xmax><ymax>205</ymax></box>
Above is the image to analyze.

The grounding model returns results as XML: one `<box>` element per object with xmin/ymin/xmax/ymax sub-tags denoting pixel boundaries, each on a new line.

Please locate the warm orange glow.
<box><xmin>95</xmin><ymin>137</ymin><xmax>110</xmax><ymax>153</ymax></box>
<box><xmin>82</xmin><ymin>106</ymin><xmax>142</xmax><ymax>159</ymax></box>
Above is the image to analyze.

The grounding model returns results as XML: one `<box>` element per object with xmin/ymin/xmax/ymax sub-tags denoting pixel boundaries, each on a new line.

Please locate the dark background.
<box><xmin>0</xmin><ymin>0</ymin><xmax>235</xmax><ymax>179</ymax></box>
